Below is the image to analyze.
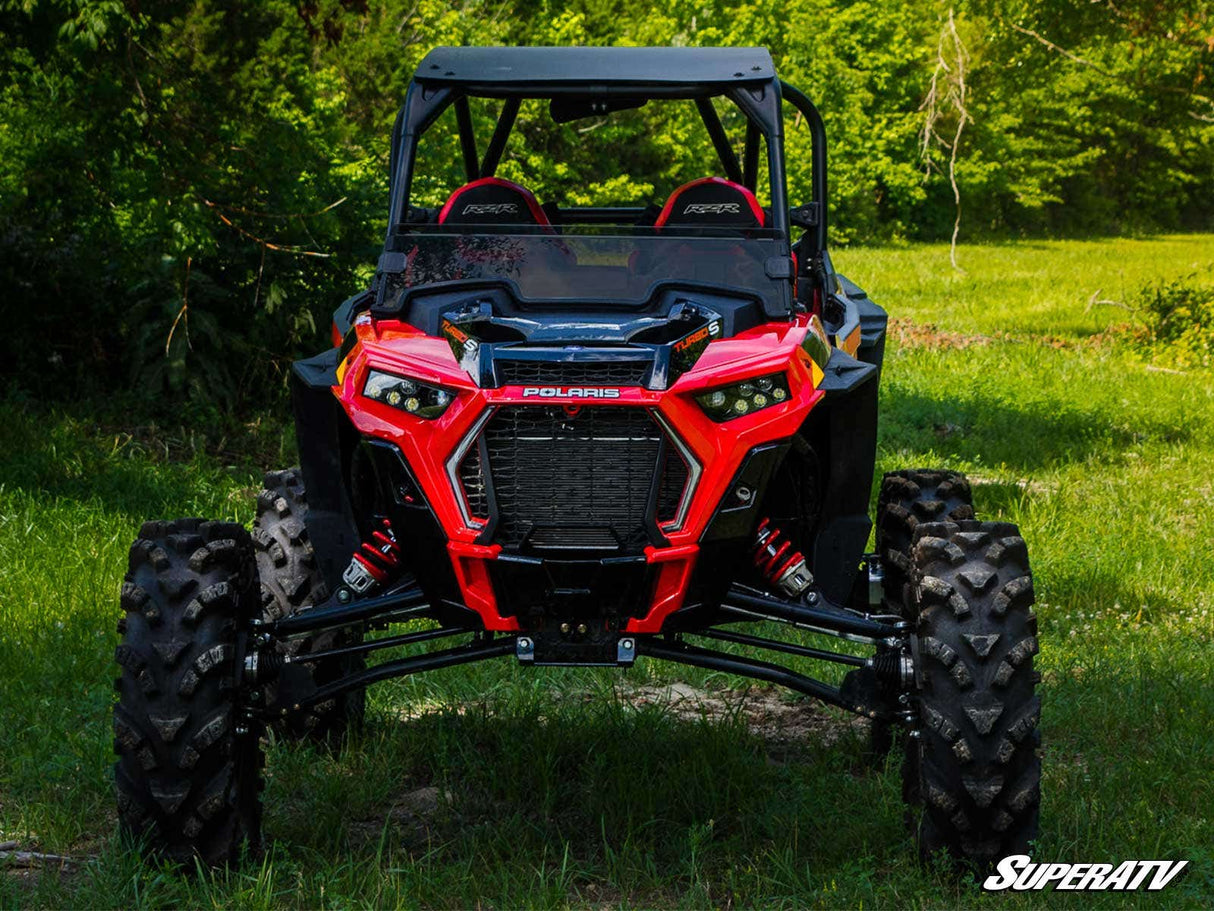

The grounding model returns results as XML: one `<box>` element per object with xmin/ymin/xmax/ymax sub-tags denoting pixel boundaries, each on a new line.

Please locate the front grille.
<box><xmin>473</xmin><ymin>406</ymin><xmax>671</xmax><ymax>551</ymax></box>
<box><xmin>496</xmin><ymin>359</ymin><xmax>650</xmax><ymax>387</ymax></box>
<box><xmin>656</xmin><ymin>444</ymin><xmax>689</xmax><ymax>524</ymax></box>
<box><xmin>458</xmin><ymin>444</ymin><xmax>489</xmax><ymax>519</ymax></box>
<box><xmin>525</xmin><ymin>526</ymin><xmax>621</xmax><ymax>551</ymax></box>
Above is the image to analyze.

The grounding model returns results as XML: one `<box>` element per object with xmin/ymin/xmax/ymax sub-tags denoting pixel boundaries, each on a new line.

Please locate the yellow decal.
<box><xmin>840</xmin><ymin>325</ymin><xmax>862</xmax><ymax>356</ymax></box>
<box><xmin>801</xmin><ymin>315</ymin><xmax>832</xmax><ymax>370</ymax></box>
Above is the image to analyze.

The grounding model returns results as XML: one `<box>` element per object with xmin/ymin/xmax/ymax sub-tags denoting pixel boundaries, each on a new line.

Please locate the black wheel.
<box><xmin>877</xmin><ymin>469</ymin><xmax>974</xmax><ymax>615</ymax></box>
<box><xmin>869</xmin><ymin>470</ymin><xmax>974</xmax><ymax>760</ymax></box>
<box><xmin>253</xmin><ymin>467</ymin><xmax>365</xmax><ymax>742</ymax></box>
<box><xmin>113</xmin><ymin>519</ymin><xmax>263</xmax><ymax>866</ymax></box>
<box><xmin>902</xmin><ymin>519</ymin><xmax>1041</xmax><ymax>866</ymax></box>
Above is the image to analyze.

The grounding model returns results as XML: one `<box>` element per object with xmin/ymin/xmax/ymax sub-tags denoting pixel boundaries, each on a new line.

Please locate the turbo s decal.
<box><xmin>440</xmin><ymin>318</ymin><xmax>480</xmax><ymax>362</ymax></box>
<box><xmin>671</xmin><ymin>318</ymin><xmax>722</xmax><ymax>375</ymax></box>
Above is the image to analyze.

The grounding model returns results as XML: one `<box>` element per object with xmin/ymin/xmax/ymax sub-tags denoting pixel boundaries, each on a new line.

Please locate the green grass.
<box><xmin>2</xmin><ymin>236</ymin><xmax>1214</xmax><ymax>908</ymax></box>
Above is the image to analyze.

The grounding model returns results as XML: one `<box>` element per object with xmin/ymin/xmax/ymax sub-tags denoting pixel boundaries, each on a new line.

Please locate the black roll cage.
<box><xmin>384</xmin><ymin>64</ymin><xmax>828</xmax><ymax>256</ymax></box>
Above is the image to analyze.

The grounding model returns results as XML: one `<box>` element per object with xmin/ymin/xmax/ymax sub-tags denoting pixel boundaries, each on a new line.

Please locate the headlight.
<box><xmin>363</xmin><ymin>369</ymin><xmax>455</xmax><ymax>420</ymax></box>
<box><xmin>695</xmin><ymin>372</ymin><xmax>789</xmax><ymax>422</ymax></box>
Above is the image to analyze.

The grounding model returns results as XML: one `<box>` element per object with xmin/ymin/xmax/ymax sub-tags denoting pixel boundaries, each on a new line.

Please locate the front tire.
<box><xmin>877</xmin><ymin>469</ymin><xmax>975</xmax><ymax>614</ymax></box>
<box><xmin>870</xmin><ymin>469</ymin><xmax>975</xmax><ymax>759</ymax></box>
<box><xmin>902</xmin><ymin>519</ymin><xmax>1041</xmax><ymax>866</ymax></box>
<box><xmin>113</xmin><ymin>519</ymin><xmax>263</xmax><ymax>866</ymax></box>
<box><xmin>253</xmin><ymin>468</ymin><xmax>364</xmax><ymax>742</ymax></box>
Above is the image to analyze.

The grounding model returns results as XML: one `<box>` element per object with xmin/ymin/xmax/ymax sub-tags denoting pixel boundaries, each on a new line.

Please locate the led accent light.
<box><xmin>695</xmin><ymin>372</ymin><xmax>791</xmax><ymax>423</ymax></box>
<box><xmin>363</xmin><ymin>369</ymin><xmax>455</xmax><ymax>420</ymax></box>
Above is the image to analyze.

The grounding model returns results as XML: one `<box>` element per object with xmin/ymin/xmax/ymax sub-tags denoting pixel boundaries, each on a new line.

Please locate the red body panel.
<box><xmin>334</xmin><ymin>312</ymin><xmax>827</xmax><ymax>632</ymax></box>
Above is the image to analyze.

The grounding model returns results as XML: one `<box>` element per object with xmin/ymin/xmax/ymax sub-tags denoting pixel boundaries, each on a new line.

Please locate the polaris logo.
<box><xmin>983</xmin><ymin>856</ymin><xmax>1189</xmax><ymax>893</ymax></box>
<box><xmin>683</xmin><ymin>202</ymin><xmax>741</xmax><ymax>215</ymax></box>
<box><xmin>462</xmin><ymin>203</ymin><xmax>518</xmax><ymax>215</ymax></box>
<box><xmin>521</xmin><ymin>387</ymin><xmax>622</xmax><ymax>399</ymax></box>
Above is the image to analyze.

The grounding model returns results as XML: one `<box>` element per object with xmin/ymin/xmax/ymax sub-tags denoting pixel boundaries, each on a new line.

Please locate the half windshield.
<box><xmin>388</xmin><ymin>228</ymin><xmax>791</xmax><ymax>313</ymax></box>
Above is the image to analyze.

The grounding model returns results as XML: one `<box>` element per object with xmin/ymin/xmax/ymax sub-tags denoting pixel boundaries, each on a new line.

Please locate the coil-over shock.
<box><xmin>340</xmin><ymin>518</ymin><xmax>403</xmax><ymax>597</ymax></box>
<box><xmin>752</xmin><ymin>517</ymin><xmax>814</xmax><ymax>598</ymax></box>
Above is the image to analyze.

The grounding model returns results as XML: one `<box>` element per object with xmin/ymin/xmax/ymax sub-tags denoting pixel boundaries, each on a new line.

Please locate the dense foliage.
<box><xmin>1137</xmin><ymin>274</ymin><xmax>1214</xmax><ymax>368</ymax></box>
<box><xmin>2</xmin><ymin>0</ymin><xmax>1212</xmax><ymax>412</ymax></box>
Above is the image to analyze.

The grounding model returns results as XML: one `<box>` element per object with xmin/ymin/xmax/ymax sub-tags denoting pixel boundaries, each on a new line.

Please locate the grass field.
<box><xmin>2</xmin><ymin>236</ymin><xmax>1213</xmax><ymax>908</ymax></box>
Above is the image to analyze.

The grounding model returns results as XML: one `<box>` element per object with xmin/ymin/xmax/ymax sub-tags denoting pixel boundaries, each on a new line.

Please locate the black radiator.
<box><xmin>459</xmin><ymin>405</ymin><xmax>688</xmax><ymax>552</ymax></box>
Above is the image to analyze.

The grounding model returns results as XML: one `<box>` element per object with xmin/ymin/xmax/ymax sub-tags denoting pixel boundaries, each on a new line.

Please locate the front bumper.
<box><xmin>335</xmin><ymin>318</ymin><xmax>824</xmax><ymax>632</ymax></box>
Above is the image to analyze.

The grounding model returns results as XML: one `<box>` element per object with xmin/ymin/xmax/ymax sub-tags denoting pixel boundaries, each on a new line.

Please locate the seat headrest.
<box><xmin>438</xmin><ymin>177</ymin><xmax>550</xmax><ymax>226</ymax></box>
<box><xmin>655</xmin><ymin>177</ymin><xmax>766</xmax><ymax>229</ymax></box>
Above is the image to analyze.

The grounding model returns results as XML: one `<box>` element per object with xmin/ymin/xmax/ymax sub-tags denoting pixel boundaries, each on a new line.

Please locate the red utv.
<box><xmin>112</xmin><ymin>46</ymin><xmax>1040</xmax><ymax>869</ymax></box>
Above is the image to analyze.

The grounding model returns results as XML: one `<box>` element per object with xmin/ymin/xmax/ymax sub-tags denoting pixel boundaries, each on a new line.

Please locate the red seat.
<box><xmin>438</xmin><ymin>177</ymin><xmax>551</xmax><ymax>227</ymax></box>
<box><xmin>654</xmin><ymin>177</ymin><xmax>766</xmax><ymax>229</ymax></box>
<box><xmin>410</xmin><ymin>178</ymin><xmax>569</xmax><ymax>287</ymax></box>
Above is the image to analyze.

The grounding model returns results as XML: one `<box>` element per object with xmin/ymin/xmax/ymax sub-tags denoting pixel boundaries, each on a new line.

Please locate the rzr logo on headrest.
<box><xmin>462</xmin><ymin>203</ymin><xmax>519</xmax><ymax>215</ymax></box>
<box><xmin>521</xmin><ymin>387</ymin><xmax>622</xmax><ymax>399</ymax></box>
<box><xmin>683</xmin><ymin>202</ymin><xmax>741</xmax><ymax>215</ymax></box>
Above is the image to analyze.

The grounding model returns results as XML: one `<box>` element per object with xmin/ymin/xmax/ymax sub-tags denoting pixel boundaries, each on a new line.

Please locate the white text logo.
<box><xmin>520</xmin><ymin>387</ymin><xmax>623</xmax><ymax>399</ymax></box>
<box><xmin>462</xmin><ymin>203</ymin><xmax>519</xmax><ymax>215</ymax></box>
<box><xmin>983</xmin><ymin>855</ymin><xmax>1188</xmax><ymax>892</ymax></box>
<box><xmin>682</xmin><ymin>202</ymin><xmax>740</xmax><ymax>215</ymax></box>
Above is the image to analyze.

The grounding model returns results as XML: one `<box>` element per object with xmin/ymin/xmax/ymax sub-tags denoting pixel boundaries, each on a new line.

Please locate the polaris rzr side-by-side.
<box><xmin>113</xmin><ymin>46</ymin><xmax>1039</xmax><ymax>868</ymax></box>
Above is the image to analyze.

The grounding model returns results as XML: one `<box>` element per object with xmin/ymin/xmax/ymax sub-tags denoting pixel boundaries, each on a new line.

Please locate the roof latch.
<box><xmin>764</xmin><ymin>256</ymin><xmax>795</xmax><ymax>281</ymax></box>
<box><xmin>789</xmin><ymin>202</ymin><xmax>820</xmax><ymax>229</ymax></box>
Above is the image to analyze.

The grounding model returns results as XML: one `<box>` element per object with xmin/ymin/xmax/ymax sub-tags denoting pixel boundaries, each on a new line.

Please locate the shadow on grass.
<box><xmin>879</xmin><ymin>384</ymin><xmax>1188</xmax><ymax>474</ymax></box>
<box><xmin>0</xmin><ymin>401</ymin><xmax>263</xmax><ymax>521</ymax></box>
<box><xmin>249</xmin><ymin>637</ymin><xmax>1213</xmax><ymax>905</ymax></box>
<box><xmin>1035</xmin><ymin>560</ymin><xmax>1186</xmax><ymax>622</ymax></box>
<box><xmin>264</xmin><ymin>695</ymin><xmax>899</xmax><ymax>888</ymax></box>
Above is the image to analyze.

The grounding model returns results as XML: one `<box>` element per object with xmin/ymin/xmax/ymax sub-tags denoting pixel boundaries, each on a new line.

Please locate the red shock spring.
<box><xmin>352</xmin><ymin>517</ymin><xmax>402</xmax><ymax>584</ymax></box>
<box><xmin>752</xmin><ymin>518</ymin><xmax>813</xmax><ymax>596</ymax></box>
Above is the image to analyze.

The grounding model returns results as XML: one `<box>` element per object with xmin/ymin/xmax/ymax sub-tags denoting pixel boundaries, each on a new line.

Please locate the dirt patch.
<box><xmin>393</xmin><ymin>682</ymin><xmax>870</xmax><ymax>753</ymax></box>
<box><xmin>887</xmin><ymin>317</ymin><xmax>993</xmax><ymax>350</ymax></box>
<box><xmin>967</xmin><ymin>473</ymin><xmax>1057</xmax><ymax>497</ymax></box>
<box><xmin>348</xmin><ymin>785</ymin><xmax>455</xmax><ymax>848</ymax></box>
<box><xmin>0</xmin><ymin>839</ymin><xmax>89</xmax><ymax>893</ymax></box>
<box><xmin>619</xmin><ymin>681</ymin><xmax>869</xmax><ymax>752</ymax></box>
<box><xmin>889</xmin><ymin>316</ymin><xmax>1147</xmax><ymax>352</ymax></box>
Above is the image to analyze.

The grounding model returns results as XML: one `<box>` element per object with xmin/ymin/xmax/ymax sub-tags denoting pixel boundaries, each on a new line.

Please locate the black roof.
<box><xmin>414</xmin><ymin>46</ymin><xmax>776</xmax><ymax>92</ymax></box>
